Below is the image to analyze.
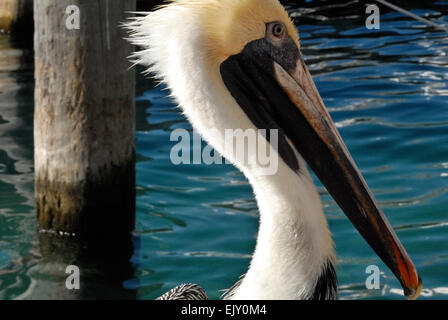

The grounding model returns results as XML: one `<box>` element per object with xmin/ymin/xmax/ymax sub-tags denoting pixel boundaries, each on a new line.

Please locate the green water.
<box><xmin>1</xmin><ymin>0</ymin><xmax>448</xmax><ymax>300</ymax></box>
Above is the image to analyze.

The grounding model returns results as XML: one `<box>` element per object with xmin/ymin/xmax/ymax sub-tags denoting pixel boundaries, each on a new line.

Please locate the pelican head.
<box><xmin>127</xmin><ymin>0</ymin><xmax>422</xmax><ymax>300</ymax></box>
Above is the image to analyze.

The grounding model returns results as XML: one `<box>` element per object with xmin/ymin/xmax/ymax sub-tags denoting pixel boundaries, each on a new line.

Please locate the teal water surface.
<box><xmin>1</xmin><ymin>0</ymin><xmax>447</xmax><ymax>300</ymax></box>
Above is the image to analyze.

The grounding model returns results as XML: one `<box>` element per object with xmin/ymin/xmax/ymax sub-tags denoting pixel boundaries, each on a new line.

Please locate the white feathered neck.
<box><xmin>126</xmin><ymin>1</ymin><xmax>336</xmax><ymax>300</ymax></box>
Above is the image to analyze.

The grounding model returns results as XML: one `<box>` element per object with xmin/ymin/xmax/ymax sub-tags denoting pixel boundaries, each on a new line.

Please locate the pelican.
<box><xmin>126</xmin><ymin>0</ymin><xmax>422</xmax><ymax>300</ymax></box>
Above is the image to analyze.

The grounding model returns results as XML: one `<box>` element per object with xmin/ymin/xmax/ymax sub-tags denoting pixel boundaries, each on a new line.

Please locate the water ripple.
<box><xmin>336</xmin><ymin>117</ymin><xmax>448</xmax><ymax>129</ymax></box>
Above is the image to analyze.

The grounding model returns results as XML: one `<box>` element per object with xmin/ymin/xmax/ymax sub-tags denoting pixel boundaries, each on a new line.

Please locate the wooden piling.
<box><xmin>34</xmin><ymin>0</ymin><xmax>136</xmax><ymax>243</ymax></box>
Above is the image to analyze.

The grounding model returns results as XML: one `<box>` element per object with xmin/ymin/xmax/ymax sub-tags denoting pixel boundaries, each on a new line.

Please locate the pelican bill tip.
<box><xmin>404</xmin><ymin>275</ymin><xmax>423</xmax><ymax>300</ymax></box>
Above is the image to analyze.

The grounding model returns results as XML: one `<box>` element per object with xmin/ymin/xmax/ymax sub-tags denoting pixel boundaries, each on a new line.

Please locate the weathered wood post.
<box><xmin>34</xmin><ymin>0</ymin><xmax>136</xmax><ymax>246</ymax></box>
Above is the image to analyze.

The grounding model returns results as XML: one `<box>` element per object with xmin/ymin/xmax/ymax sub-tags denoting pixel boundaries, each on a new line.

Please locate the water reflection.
<box><xmin>0</xmin><ymin>36</ymin><xmax>34</xmax><ymax>208</ymax></box>
<box><xmin>0</xmin><ymin>34</ymin><xmax>36</xmax><ymax>300</ymax></box>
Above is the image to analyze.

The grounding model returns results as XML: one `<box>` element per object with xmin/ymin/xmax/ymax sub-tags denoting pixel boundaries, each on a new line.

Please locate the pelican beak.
<box><xmin>220</xmin><ymin>32</ymin><xmax>422</xmax><ymax>299</ymax></box>
<box><xmin>273</xmin><ymin>55</ymin><xmax>422</xmax><ymax>300</ymax></box>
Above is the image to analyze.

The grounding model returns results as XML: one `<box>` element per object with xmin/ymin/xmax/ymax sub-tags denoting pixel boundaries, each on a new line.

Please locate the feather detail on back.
<box><xmin>157</xmin><ymin>283</ymin><xmax>209</xmax><ymax>300</ymax></box>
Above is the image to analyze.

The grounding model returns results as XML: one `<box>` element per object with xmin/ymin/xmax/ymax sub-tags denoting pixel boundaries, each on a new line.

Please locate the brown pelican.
<box><xmin>126</xmin><ymin>0</ymin><xmax>422</xmax><ymax>300</ymax></box>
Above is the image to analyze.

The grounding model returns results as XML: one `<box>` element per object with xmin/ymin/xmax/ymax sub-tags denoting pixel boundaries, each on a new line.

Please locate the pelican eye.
<box><xmin>271</xmin><ymin>22</ymin><xmax>285</xmax><ymax>38</ymax></box>
<box><xmin>266</xmin><ymin>22</ymin><xmax>287</xmax><ymax>43</ymax></box>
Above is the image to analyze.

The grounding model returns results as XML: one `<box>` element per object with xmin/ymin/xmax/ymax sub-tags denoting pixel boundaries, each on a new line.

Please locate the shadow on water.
<box><xmin>15</xmin><ymin>232</ymin><xmax>138</xmax><ymax>300</ymax></box>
